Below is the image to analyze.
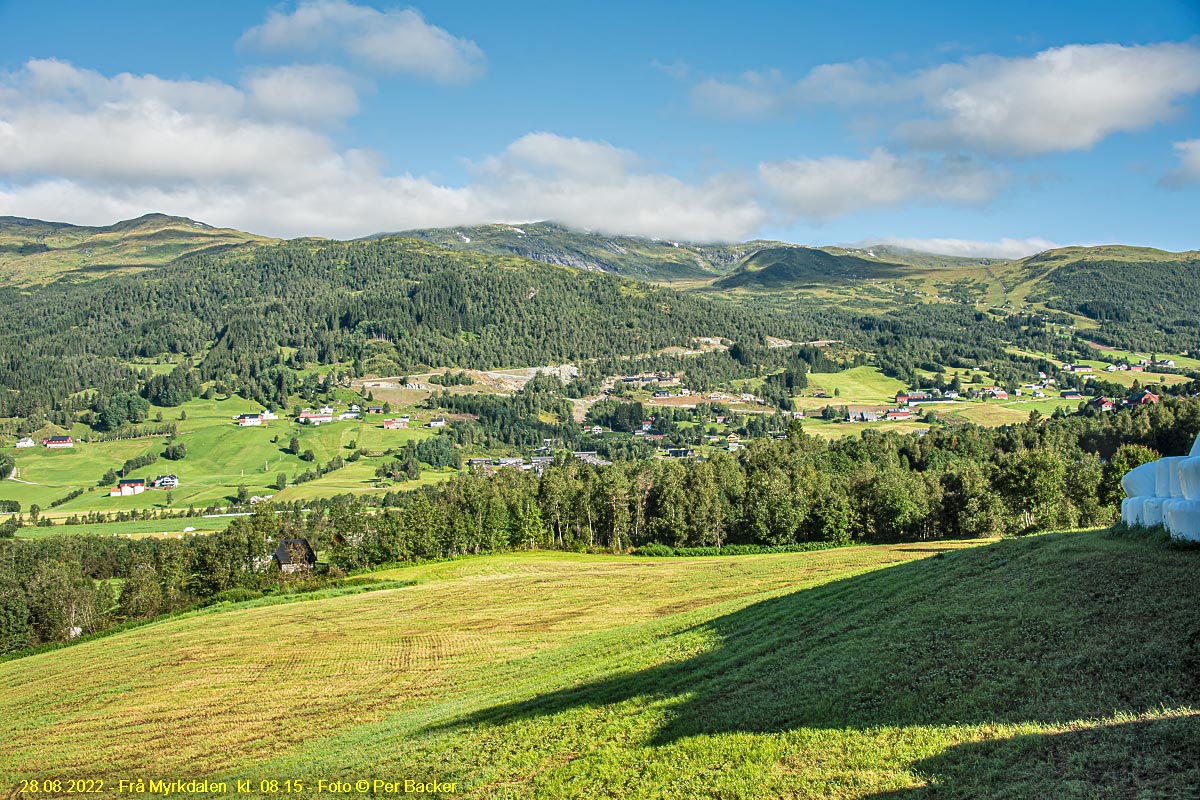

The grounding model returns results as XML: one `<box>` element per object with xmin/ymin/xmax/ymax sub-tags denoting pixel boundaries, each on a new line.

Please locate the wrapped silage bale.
<box><xmin>1164</xmin><ymin>500</ymin><xmax>1200</xmax><ymax>542</ymax></box>
<box><xmin>1156</xmin><ymin>457</ymin><xmax>1185</xmax><ymax>498</ymax></box>
<box><xmin>1122</xmin><ymin>461</ymin><xmax>1158</xmax><ymax>499</ymax></box>
<box><xmin>1180</xmin><ymin>458</ymin><xmax>1200</xmax><ymax>501</ymax></box>
<box><xmin>1142</xmin><ymin>497</ymin><xmax>1165</xmax><ymax>527</ymax></box>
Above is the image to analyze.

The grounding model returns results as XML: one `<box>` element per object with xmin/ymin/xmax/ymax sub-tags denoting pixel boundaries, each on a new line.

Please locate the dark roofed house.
<box><xmin>273</xmin><ymin>538</ymin><xmax>317</xmax><ymax>574</ymax></box>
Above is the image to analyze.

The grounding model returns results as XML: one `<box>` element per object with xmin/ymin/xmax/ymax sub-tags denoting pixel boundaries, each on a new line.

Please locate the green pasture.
<box><xmin>1</xmin><ymin>532</ymin><xmax>1196</xmax><ymax>797</ymax></box>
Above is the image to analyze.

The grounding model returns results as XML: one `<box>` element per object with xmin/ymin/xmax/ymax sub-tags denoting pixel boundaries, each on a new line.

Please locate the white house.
<box><xmin>236</xmin><ymin>414</ymin><xmax>262</xmax><ymax>426</ymax></box>
<box><xmin>260</xmin><ymin>410</ymin><xmax>278</xmax><ymax>420</ymax></box>
<box><xmin>14</xmin><ymin>437</ymin><xmax>34</xmax><ymax>448</ymax></box>
<box><xmin>429</xmin><ymin>417</ymin><xmax>446</xmax><ymax>428</ymax></box>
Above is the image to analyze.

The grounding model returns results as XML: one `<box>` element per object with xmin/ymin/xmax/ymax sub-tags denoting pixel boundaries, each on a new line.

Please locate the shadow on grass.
<box><xmin>869</xmin><ymin>715</ymin><xmax>1200</xmax><ymax>799</ymax></box>
<box><xmin>428</xmin><ymin>532</ymin><xmax>1200</xmax><ymax>753</ymax></box>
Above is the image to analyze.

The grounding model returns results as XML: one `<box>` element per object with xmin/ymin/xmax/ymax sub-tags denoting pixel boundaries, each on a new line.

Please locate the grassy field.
<box><xmin>13</xmin><ymin>516</ymin><xmax>235</xmax><ymax>539</ymax></box>
<box><xmin>801</xmin><ymin>366</ymin><xmax>907</xmax><ymax>405</ymax></box>
<box><xmin>2</xmin><ymin>396</ymin><xmax>442</xmax><ymax>515</ymax></box>
<box><xmin>1</xmin><ymin>531</ymin><xmax>1196</xmax><ymax>797</ymax></box>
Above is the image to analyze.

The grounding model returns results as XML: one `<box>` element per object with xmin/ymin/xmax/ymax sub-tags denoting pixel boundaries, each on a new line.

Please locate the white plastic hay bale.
<box><xmin>1122</xmin><ymin>461</ymin><xmax>1159</xmax><ymax>498</ymax></box>
<box><xmin>1142</xmin><ymin>497</ymin><xmax>1165</xmax><ymax>527</ymax></box>
<box><xmin>1156</xmin><ymin>457</ymin><xmax>1184</xmax><ymax>498</ymax></box>
<box><xmin>1179</xmin><ymin>458</ymin><xmax>1200</xmax><ymax>501</ymax></box>
<box><xmin>1121</xmin><ymin>497</ymin><xmax>1133</xmax><ymax>524</ymax></box>
<box><xmin>1124</xmin><ymin>496</ymin><xmax>1149</xmax><ymax>526</ymax></box>
<box><xmin>1164</xmin><ymin>499</ymin><xmax>1200</xmax><ymax>542</ymax></box>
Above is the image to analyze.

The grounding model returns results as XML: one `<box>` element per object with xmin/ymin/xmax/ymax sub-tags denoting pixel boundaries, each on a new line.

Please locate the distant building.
<box><xmin>42</xmin><ymin>435</ymin><xmax>74</xmax><ymax>448</ymax></box>
<box><xmin>885</xmin><ymin>409</ymin><xmax>912</xmax><ymax>421</ymax></box>
<box><xmin>273</xmin><ymin>538</ymin><xmax>317</xmax><ymax>574</ymax></box>
<box><xmin>298</xmin><ymin>411</ymin><xmax>334</xmax><ymax>425</ymax></box>
<box><xmin>14</xmin><ymin>437</ymin><xmax>34</xmax><ymax>448</ymax></box>
<box><xmin>383</xmin><ymin>418</ymin><xmax>408</xmax><ymax>430</ymax></box>
<box><xmin>429</xmin><ymin>417</ymin><xmax>446</xmax><ymax>428</ymax></box>
<box><xmin>152</xmin><ymin>474</ymin><xmax>179</xmax><ymax>489</ymax></box>
<box><xmin>1090</xmin><ymin>397</ymin><xmax>1116</xmax><ymax>412</ymax></box>
<box><xmin>236</xmin><ymin>414</ymin><xmax>263</xmax><ymax>426</ymax></box>
<box><xmin>260</xmin><ymin>410</ymin><xmax>279</xmax><ymax>420</ymax></box>
<box><xmin>1128</xmin><ymin>390</ymin><xmax>1160</xmax><ymax>406</ymax></box>
<box><xmin>367</xmin><ymin>406</ymin><xmax>384</xmax><ymax>414</ymax></box>
<box><xmin>108</xmin><ymin>478</ymin><xmax>146</xmax><ymax>497</ymax></box>
<box><xmin>1060</xmin><ymin>391</ymin><xmax>1084</xmax><ymax>400</ymax></box>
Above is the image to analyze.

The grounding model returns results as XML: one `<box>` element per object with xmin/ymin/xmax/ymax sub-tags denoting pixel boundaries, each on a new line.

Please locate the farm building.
<box><xmin>885</xmin><ymin>409</ymin><xmax>912</xmax><ymax>421</ymax></box>
<box><xmin>42</xmin><ymin>436</ymin><xmax>74</xmax><ymax>448</ymax></box>
<box><xmin>152</xmin><ymin>474</ymin><xmax>179</xmax><ymax>489</ymax></box>
<box><xmin>429</xmin><ymin>417</ymin><xmax>446</xmax><ymax>428</ymax></box>
<box><xmin>236</xmin><ymin>414</ymin><xmax>263</xmax><ymax>426</ymax></box>
<box><xmin>108</xmin><ymin>478</ymin><xmax>146</xmax><ymax>497</ymax></box>
<box><xmin>1128</xmin><ymin>390</ymin><xmax>1160</xmax><ymax>406</ymax></box>
<box><xmin>14</xmin><ymin>437</ymin><xmax>34</xmax><ymax>448</ymax></box>
<box><xmin>383</xmin><ymin>417</ymin><xmax>409</xmax><ymax>430</ymax></box>
<box><xmin>273</xmin><ymin>538</ymin><xmax>317</xmax><ymax>574</ymax></box>
<box><xmin>298</xmin><ymin>411</ymin><xmax>334</xmax><ymax>425</ymax></box>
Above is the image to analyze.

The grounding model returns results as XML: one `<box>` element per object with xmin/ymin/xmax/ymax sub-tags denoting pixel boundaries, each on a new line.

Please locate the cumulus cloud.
<box><xmin>0</xmin><ymin>60</ymin><xmax>762</xmax><ymax>241</ymax></box>
<box><xmin>693</xmin><ymin>42</ymin><xmax>1200</xmax><ymax>155</ymax></box>
<box><xmin>240</xmin><ymin>0</ymin><xmax>486</xmax><ymax>84</ymax></box>
<box><xmin>243</xmin><ymin>64</ymin><xmax>361</xmax><ymax>122</ymax></box>
<box><xmin>851</xmin><ymin>236</ymin><xmax>1064</xmax><ymax>260</ymax></box>
<box><xmin>1163</xmin><ymin>139</ymin><xmax>1200</xmax><ymax>186</ymax></box>
<box><xmin>759</xmin><ymin>149</ymin><xmax>1004</xmax><ymax>219</ymax></box>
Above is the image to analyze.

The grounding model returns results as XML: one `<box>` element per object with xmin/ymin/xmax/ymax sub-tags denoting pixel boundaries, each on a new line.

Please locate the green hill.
<box><xmin>0</xmin><ymin>213</ymin><xmax>276</xmax><ymax>285</ymax></box>
<box><xmin>713</xmin><ymin>245</ymin><xmax>936</xmax><ymax>289</ymax></box>
<box><xmin>376</xmin><ymin>221</ymin><xmax>781</xmax><ymax>282</ymax></box>
<box><xmin>2</xmin><ymin>531</ymin><xmax>1195</xmax><ymax>797</ymax></box>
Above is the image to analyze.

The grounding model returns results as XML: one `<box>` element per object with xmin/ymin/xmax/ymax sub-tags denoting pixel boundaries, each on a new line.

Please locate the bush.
<box><xmin>632</xmin><ymin>541</ymin><xmax>844</xmax><ymax>557</ymax></box>
<box><xmin>205</xmin><ymin>588</ymin><xmax>263</xmax><ymax>605</ymax></box>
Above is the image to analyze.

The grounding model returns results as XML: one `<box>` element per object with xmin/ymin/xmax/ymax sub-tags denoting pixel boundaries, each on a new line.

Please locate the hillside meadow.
<box><xmin>0</xmin><ymin>530</ymin><xmax>1196</xmax><ymax>798</ymax></box>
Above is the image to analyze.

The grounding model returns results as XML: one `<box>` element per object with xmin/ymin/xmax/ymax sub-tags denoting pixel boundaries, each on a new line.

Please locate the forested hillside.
<box><xmin>0</xmin><ymin>237</ymin><xmax>799</xmax><ymax>421</ymax></box>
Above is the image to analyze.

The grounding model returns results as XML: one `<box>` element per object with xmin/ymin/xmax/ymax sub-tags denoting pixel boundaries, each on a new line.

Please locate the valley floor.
<box><xmin>1</xmin><ymin>532</ymin><xmax>1197</xmax><ymax>798</ymax></box>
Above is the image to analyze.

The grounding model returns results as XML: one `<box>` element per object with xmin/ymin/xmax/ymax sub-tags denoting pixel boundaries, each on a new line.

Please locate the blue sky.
<box><xmin>1</xmin><ymin>0</ymin><xmax>1198</xmax><ymax>255</ymax></box>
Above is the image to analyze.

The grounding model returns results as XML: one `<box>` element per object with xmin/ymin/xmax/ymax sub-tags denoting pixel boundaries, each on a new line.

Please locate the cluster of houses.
<box><xmin>467</xmin><ymin>450</ymin><xmax>615</xmax><ymax>475</ymax></box>
<box><xmin>1102</xmin><ymin>358</ymin><xmax>1175</xmax><ymax>373</ymax></box>
<box><xmin>894</xmin><ymin>390</ymin><xmax>962</xmax><ymax>406</ymax></box>
<box><xmin>1088</xmin><ymin>390</ymin><xmax>1161</xmax><ymax>412</ymax></box>
<box><xmin>291</xmin><ymin>405</ymin><xmax>441</xmax><ymax>429</ymax></box>
<box><xmin>107</xmin><ymin>474</ymin><xmax>178</xmax><ymax>497</ymax></box>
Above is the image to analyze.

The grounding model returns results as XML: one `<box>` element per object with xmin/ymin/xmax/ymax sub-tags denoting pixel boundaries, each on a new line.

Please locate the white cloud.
<box><xmin>693</xmin><ymin>42</ymin><xmax>1200</xmax><ymax>155</ymax></box>
<box><xmin>852</xmin><ymin>235</ymin><xmax>1064</xmax><ymax>260</ymax></box>
<box><xmin>1163</xmin><ymin>138</ymin><xmax>1200</xmax><ymax>186</ymax></box>
<box><xmin>759</xmin><ymin>149</ymin><xmax>1003</xmax><ymax>219</ymax></box>
<box><xmin>0</xmin><ymin>61</ymin><xmax>762</xmax><ymax>241</ymax></box>
<box><xmin>470</xmin><ymin>133</ymin><xmax>765</xmax><ymax>241</ymax></box>
<box><xmin>906</xmin><ymin>43</ymin><xmax>1200</xmax><ymax>154</ymax></box>
<box><xmin>240</xmin><ymin>1</ymin><xmax>486</xmax><ymax>84</ymax></box>
<box><xmin>244</xmin><ymin>65</ymin><xmax>361</xmax><ymax>122</ymax></box>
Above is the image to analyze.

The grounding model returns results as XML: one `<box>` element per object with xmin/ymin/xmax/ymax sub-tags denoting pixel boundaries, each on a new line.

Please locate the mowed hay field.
<box><xmin>2</xmin><ymin>533</ymin><xmax>1199</xmax><ymax>798</ymax></box>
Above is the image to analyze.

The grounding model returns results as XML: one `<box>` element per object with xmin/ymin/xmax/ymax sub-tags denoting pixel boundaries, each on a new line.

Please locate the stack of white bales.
<box><xmin>1121</xmin><ymin>435</ymin><xmax>1200</xmax><ymax>541</ymax></box>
